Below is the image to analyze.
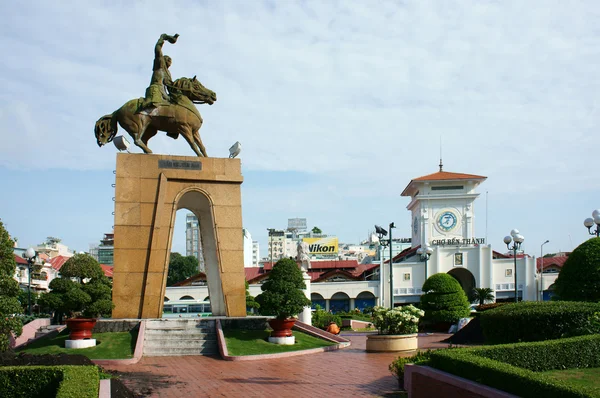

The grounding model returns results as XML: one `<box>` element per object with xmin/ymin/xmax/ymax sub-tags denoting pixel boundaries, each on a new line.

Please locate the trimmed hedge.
<box><xmin>554</xmin><ymin>237</ymin><xmax>600</xmax><ymax>301</ymax></box>
<box><xmin>0</xmin><ymin>365</ymin><xmax>99</xmax><ymax>398</ymax></box>
<box><xmin>475</xmin><ymin>334</ymin><xmax>600</xmax><ymax>372</ymax></box>
<box><xmin>420</xmin><ymin>273</ymin><xmax>471</xmax><ymax>324</ymax></box>
<box><xmin>479</xmin><ymin>301</ymin><xmax>600</xmax><ymax>344</ymax></box>
<box><xmin>56</xmin><ymin>366</ymin><xmax>100</xmax><ymax>398</ymax></box>
<box><xmin>428</xmin><ymin>336</ymin><xmax>600</xmax><ymax>397</ymax></box>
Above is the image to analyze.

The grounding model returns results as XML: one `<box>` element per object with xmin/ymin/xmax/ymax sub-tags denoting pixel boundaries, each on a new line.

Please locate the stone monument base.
<box><xmin>65</xmin><ymin>339</ymin><xmax>97</xmax><ymax>349</ymax></box>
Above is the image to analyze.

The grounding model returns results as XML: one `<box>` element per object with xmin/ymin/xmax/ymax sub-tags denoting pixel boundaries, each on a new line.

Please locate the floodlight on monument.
<box><xmin>113</xmin><ymin>136</ymin><xmax>131</xmax><ymax>152</ymax></box>
<box><xmin>584</xmin><ymin>209</ymin><xmax>600</xmax><ymax>237</ymax></box>
<box><xmin>504</xmin><ymin>229</ymin><xmax>524</xmax><ymax>303</ymax></box>
<box><xmin>229</xmin><ymin>141</ymin><xmax>242</xmax><ymax>158</ymax></box>
<box><xmin>374</xmin><ymin>225</ymin><xmax>388</xmax><ymax>237</ymax></box>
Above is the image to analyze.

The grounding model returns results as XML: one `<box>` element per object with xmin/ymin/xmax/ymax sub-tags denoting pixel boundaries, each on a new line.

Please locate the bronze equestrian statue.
<box><xmin>95</xmin><ymin>34</ymin><xmax>217</xmax><ymax>157</ymax></box>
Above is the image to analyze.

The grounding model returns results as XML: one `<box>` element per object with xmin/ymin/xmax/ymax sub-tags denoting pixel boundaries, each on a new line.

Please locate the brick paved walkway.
<box><xmin>102</xmin><ymin>333</ymin><xmax>452</xmax><ymax>398</ymax></box>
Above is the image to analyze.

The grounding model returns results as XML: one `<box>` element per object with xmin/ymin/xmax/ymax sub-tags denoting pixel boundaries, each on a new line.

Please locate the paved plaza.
<box><xmin>103</xmin><ymin>333</ymin><xmax>452</xmax><ymax>398</ymax></box>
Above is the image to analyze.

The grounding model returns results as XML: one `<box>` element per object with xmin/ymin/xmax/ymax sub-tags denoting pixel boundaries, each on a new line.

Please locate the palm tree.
<box><xmin>472</xmin><ymin>287</ymin><xmax>495</xmax><ymax>306</ymax></box>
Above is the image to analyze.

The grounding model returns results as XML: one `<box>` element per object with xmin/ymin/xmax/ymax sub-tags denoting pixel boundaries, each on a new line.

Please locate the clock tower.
<box><xmin>402</xmin><ymin>165</ymin><xmax>487</xmax><ymax>248</ymax></box>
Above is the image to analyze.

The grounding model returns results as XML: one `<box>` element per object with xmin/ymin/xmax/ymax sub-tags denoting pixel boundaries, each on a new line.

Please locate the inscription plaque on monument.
<box><xmin>158</xmin><ymin>159</ymin><xmax>202</xmax><ymax>170</ymax></box>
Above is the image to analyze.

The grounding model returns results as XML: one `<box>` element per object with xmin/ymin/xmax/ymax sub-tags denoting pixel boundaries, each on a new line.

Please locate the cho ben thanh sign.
<box><xmin>302</xmin><ymin>237</ymin><xmax>339</xmax><ymax>254</ymax></box>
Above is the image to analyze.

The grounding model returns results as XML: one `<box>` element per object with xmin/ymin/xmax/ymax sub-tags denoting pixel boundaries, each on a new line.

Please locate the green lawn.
<box><xmin>18</xmin><ymin>329</ymin><xmax>137</xmax><ymax>359</ymax></box>
<box><xmin>542</xmin><ymin>367</ymin><xmax>600</xmax><ymax>394</ymax></box>
<box><xmin>223</xmin><ymin>329</ymin><xmax>336</xmax><ymax>356</ymax></box>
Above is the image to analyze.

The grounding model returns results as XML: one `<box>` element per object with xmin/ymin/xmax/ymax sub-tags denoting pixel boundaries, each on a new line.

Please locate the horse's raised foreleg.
<box><xmin>141</xmin><ymin>127</ymin><xmax>158</xmax><ymax>147</ymax></box>
<box><xmin>131</xmin><ymin>118</ymin><xmax>153</xmax><ymax>154</ymax></box>
<box><xmin>192</xmin><ymin>127</ymin><xmax>207</xmax><ymax>157</ymax></box>
<box><xmin>179</xmin><ymin>125</ymin><xmax>203</xmax><ymax>157</ymax></box>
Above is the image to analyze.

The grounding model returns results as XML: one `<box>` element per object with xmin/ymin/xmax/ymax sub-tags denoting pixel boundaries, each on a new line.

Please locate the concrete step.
<box><xmin>143</xmin><ymin>346</ymin><xmax>218</xmax><ymax>356</ymax></box>
<box><xmin>144</xmin><ymin>338</ymin><xmax>216</xmax><ymax>348</ymax></box>
<box><xmin>144</xmin><ymin>326</ymin><xmax>213</xmax><ymax>333</ymax></box>
<box><xmin>145</xmin><ymin>330</ymin><xmax>216</xmax><ymax>338</ymax></box>
<box><xmin>34</xmin><ymin>325</ymin><xmax>64</xmax><ymax>339</ymax></box>
<box><xmin>145</xmin><ymin>320</ymin><xmax>215</xmax><ymax>329</ymax></box>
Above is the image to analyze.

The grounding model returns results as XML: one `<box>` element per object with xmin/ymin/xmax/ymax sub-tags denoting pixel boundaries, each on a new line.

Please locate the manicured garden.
<box><xmin>543</xmin><ymin>368</ymin><xmax>600</xmax><ymax>395</ymax></box>
<box><xmin>17</xmin><ymin>329</ymin><xmax>136</xmax><ymax>360</ymax></box>
<box><xmin>223</xmin><ymin>329</ymin><xmax>335</xmax><ymax>356</ymax></box>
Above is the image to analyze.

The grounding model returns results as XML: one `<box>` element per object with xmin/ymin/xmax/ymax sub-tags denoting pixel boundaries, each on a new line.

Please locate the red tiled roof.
<box><xmin>244</xmin><ymin>267</ymin><xmax>266</xmax><ymax>282</ymax></box>
<box><xmin>247</xmin><ymin>261</ymin><xmax>379</xmax><ymax>284</ymax></box>
<box><xmin>48</xmin><ymin>256</ymin><xmax>69</xmax><ymax>271</ymax></box>
<box><xmin>171</xmin><ymin>272</ymin><xmax>207</xmax><ymax>287</ymax></box>
<box><xmin>100</xmin><ymin>264</ymin><xmax>114</xmax><ymax>278</ymax></box>
<box><xmin>401</xmin><ymin>170</ymin><xmax>487</xmax><ymax>196</ymax></box>
<box><xmin>537</xmin><ymin>256</ymin><xmax>568</xmax><ymax>271</ymax></box>
<box><xmin>413</xmin><ymin>171</ymin><xmax>487</xmax><ymax>182</ymax></box>
<box><xmin>263</xmin><ymin>259</ymin><xmax>359</xmax><ymax>271</ymax></box>
<box><xmin>14</xmin><ymin>254</ymin><xmax>27</xmax><ymax>265</ymax></box>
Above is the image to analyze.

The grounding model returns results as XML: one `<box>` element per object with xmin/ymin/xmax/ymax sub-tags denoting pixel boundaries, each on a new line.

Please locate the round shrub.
<box><xmin>420</xmin><ymin>273</ymin><xmax>471</xmax><ymax>324</ymax></box>
<box><xmin>255</xmin><ymin>258</ymin><xmax>311</xmax><ymax>320</ymax></box>
<box><xmin>479</xmin><ymin>301</ymin><xmax>600</xmax><ymax>344</ymax></box>
<box><xmin>554</xmin><ymin>237</ymin><xmax>600</xmax><ymax>302</ymax></box>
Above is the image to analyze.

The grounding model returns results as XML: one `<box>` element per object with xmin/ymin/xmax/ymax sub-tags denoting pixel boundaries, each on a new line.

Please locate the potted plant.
<box><xmin>366</xmin><ymin>305</ymin><xmax>424</xmax><ymax>352</ymax></box>
<box><xmin>39</xmin><ymin>254</ymin><xmax>114</xmax><ymax>340</ymax></box>
<box><xmin>255</xmin><ymin>258</ymin><xmax>311</xmax><ymax>342</ymax></box>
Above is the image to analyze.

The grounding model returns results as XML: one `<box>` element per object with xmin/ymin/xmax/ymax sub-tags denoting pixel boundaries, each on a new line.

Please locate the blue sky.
<box><xmin>1</xmin><ymin>1</ymin><xmax>599</xmax><ymax>257</ymax></box>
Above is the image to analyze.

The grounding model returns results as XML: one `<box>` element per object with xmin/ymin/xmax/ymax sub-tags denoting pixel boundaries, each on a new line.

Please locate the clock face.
<box><xmin>437</xmin><ymin>211</ymin><xmax>458</xmax><ymax>232</ymax></box>
<box><xmin>413</xmin><ymin>216</ymin><xmax>418</xmax><ymax>234</ymax></box>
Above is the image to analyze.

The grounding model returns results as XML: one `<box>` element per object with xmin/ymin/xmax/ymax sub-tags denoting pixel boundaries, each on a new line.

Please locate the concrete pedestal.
<box><xmin>299</xmin><ymin>269</ymin><xmax>312</xmax><ymax>326</ymax></box>
<box><xmin>268</xmin><ymin>336</ymin><xmax>295</xmax><ymax>345</ymax></box>
<box><xmin>65</xmin><ymin>339</ymin><xmax>96</xmax><ymax>349</ymax></box>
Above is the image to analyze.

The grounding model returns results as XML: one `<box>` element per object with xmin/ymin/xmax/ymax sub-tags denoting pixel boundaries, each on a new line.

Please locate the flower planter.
<box><xmin>366</xmin><ymin>333</ymin><xmax>418</xmax><ymax>353</ymax></box>
<box><xmin>65</xmin><ymin>318</ymin><xmax>97</xmax><ymax>340</ymax></box>
<box><xmin>268</xmin><ymin>318</ymin><xmax>296</xmax><ymax>338</ymax></box>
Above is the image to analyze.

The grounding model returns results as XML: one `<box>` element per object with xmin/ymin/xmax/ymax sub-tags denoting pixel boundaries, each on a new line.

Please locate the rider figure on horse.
<box><xmin>139</xmin><ymin>33</ymin><xmax>179</xmax><ymax>112</ymax></box>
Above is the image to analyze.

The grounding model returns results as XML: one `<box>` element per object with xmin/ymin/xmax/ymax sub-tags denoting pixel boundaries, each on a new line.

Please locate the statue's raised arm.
<box><xmin>155</xmin><ymin>33</ymin><xmax>179</xmax><ymax>60</ymax></box>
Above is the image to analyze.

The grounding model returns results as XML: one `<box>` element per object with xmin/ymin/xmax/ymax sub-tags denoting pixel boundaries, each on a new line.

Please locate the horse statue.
<box><xmin>94</xmin><ymin>76</ymin><xmax>217</xmax><ymax>157</ymax></box>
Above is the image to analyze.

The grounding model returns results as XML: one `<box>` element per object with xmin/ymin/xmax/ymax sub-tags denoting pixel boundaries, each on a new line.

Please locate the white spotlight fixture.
<box><xmin>113</xmin><ymin>136</ymin><xmax>131</xmax><ymax>152</ymax></box>
<box><xmin>229</xmin><ymin>141</ymin><xmax>242</xmax><ymax>158</ymax></box>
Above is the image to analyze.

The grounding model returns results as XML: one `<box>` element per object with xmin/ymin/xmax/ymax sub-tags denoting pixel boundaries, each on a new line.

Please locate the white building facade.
<box><xmin>164</xmin><ymin>167</ymin><xmax>542</xmax><ymax>315</ymax></box>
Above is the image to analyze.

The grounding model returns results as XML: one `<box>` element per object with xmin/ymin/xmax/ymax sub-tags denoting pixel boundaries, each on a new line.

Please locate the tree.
<box><xmin>420</xmin><ymin>273</ymin><xmax>470</xmax><ymax>324</ymax></box>
<box><xmin>0</xmin><ymin>220</ymin><xmax>23</xmax><ymax>351</ymax></box>
<box><xmin>554</xmin><ymin>237</ymin><xmax>600</xmax><ymax>302</ymax></box>
<box><xmin>40</xmin><ymin>254</ymin><xmax>113</xmax><ymax>321</ymax></box>
<box><xmin>245</xmin><ymin>280</ymin><xmax>259</xmax><ymax>314</ymax></box>
<box><xmin>167</xmin><ymin>253</ymin><xmax>199</xmax><ymax>286</ymax></box>
<box><xmin>311</xmin><ymin>226</ymin><xmax>322</xmax><ymax>234</ymax></box>
<box><xmin>60</xmin><ymin>253</ymin><xmax>103</xmax><ymax>282</ymax></box>
<box><xmin>471</xmin><ymin>287</ymin><xmax>495</xmax><ymax>306</ymax></box>
<box><xmin>256</xmin><ymin>258</ymin><xmax>311</xmax><ymax>320</ymax></box>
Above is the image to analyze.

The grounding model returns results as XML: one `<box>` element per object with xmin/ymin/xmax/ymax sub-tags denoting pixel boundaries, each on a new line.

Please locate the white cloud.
<box><xmin>1</xmin><ymin>0</ymin><xmax>599</xmax><ymax>255</ymax></box>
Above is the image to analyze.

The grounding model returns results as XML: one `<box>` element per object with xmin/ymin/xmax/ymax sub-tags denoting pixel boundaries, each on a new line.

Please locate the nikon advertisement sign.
<box><xmin>303</xmin><ymin>237</ymin><xmax>339</xmax><ymax>255</ymax></box>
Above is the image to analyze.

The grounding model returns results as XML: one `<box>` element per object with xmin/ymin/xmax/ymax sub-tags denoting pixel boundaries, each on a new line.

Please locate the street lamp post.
<box><xmin>23</xmin><ymin>248</ymin><xmax>37</xmax><ymax>316</ymax></box>
<box><xmin>583</xmin><ymin>209</ymin><xmax>600</xmax><ymax>237</ymax></box>
<box><xmin>503</xmin><ymin>229</ymin><xmax>525</xmax><ymax>303</ymax></box>
<box><xmin>267</xmin><ymin>228</ymin><xmax>275</xmax><ymax>265</ymax></box>
<box><xmin>417</xmin><ymin>243</ymin><xmax>434</xmax><ymax>281</ymax></box>
<box><xmin>375</xmin><ymin>224</ymin><xmax>395</xmax><ymax>309</ymax></box>
<box><xmin>388</xmin><ymin>222</ymin><xmax>395</xmax><ymax>309</ymax></box>
<box><xmin>540</xmin><ymin>240</ymin><xmax>549</xmax><ymax>301</ymax></box>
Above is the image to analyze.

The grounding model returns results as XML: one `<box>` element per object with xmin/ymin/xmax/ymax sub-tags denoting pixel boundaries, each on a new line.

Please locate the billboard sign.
<box><xmin>302</xmin><ymin>237</ymin><xmax>339</xmax><ymax>255</ymax></box>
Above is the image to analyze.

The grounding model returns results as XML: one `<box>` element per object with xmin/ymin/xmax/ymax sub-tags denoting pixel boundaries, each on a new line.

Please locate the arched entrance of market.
<box><xmin>330</xmin><ymin>292</ymin><xmax>350</xmax><ymax>313</ymax></box>
<box><xmin>311</xmin><ymin>293</ymin><xmax>326</xmax><ymax>310</ymax></box>
<box><xmin>355</xmin><ymin>291</ymin><xmax>376</xmax><ymax>311</ymax></box>
<box><xmin>447</xmin><ymin>268</ymin><xmax>476</xmax><ymax>299</ymax></box>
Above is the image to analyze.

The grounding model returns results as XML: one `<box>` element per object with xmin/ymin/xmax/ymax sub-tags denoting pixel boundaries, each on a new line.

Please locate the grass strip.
<box><xmin>224</xmin><ymin>329</ymin><xmax>335</xmax><ymax>356</ymax></box>
<box><xmin>18</xmin><ymin>329</ymin><xmax>136</xmax><ymax>359</ymax></box>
